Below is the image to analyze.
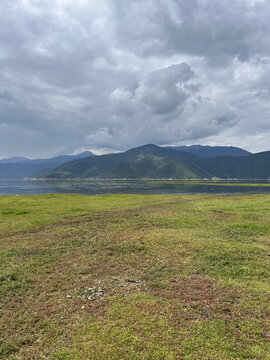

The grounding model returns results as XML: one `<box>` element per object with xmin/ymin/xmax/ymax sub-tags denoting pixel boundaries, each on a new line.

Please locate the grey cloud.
<box><xmin>0</xmin><ymin>0</ymin><xmax>270</xmax><ymax>158</ymax></box>
<box><xmin>107</xmin><ymin>62</ymin><xmax>238</xmax><ymax>150</ymax></box>
<box><xmin>111</xmin><ymin>0</ymin><xmax>270</xmax><ymax>65</ymax></box>
<box><xmin>110</xmin><ymin>63</ymin><xmax>195</xmax><ymax>116</ymax></box>
<box><xmin>135</xmin><ymin>63</ymin><xmax>194</xmax><ymax>115</ymax></box>
<box><xmin>0</xmin><ymin>90</ymin><xmax>14</xmax><ymax>102</ymax></box>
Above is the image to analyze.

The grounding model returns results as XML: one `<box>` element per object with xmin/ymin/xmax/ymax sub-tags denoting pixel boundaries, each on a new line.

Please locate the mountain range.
<box><xmin>0</xmin><ymin>151</ymin><xmax>94</xmax><ymax>179</ymax></box>
<box><xmin>1</xmin><ymin>145</ymin><xmax>269</xmax><ymax>180</ymax></box>
<box><xmin>43</xmin><ymin>144</ymin><xmax>270</xmax><ymax>180</ymax></box>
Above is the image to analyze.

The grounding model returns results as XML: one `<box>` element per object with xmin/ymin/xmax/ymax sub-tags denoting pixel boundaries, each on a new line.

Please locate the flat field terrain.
<box><xmin>0</xmin><ymin>194</ymin><xmax>270</xmax><ymax>359</ymax></box>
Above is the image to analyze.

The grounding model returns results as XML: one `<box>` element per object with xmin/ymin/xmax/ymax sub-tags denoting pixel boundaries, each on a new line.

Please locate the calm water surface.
<box><xmin>0</xmin><ymin>179</ymin><xmax>270</xmax><ymax>195</ymax></box>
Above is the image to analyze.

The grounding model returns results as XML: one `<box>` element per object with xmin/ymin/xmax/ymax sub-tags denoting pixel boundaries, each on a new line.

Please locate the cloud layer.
<box><xmin>0</xmin><ymin>0</ymin><xmax>270</xmax><ymax>157</ymax></box>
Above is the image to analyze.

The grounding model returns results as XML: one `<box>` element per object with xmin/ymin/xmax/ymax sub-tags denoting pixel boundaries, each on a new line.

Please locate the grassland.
<box><xmin>148</xmin><ymin>180</ymin><xmax>270</xmax><ymax>187</ymax></box>
<box><xmin>0</xmin><ymin>193</ymin><xmax>270</xmax><ymax>359</ymax></box>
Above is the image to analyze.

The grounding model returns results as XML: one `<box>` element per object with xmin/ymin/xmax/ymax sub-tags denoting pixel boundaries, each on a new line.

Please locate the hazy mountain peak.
<box><xmin>0</xmin><ymin>151</ymin><xmax>95</xmax><ymax>179</ymax></box>
<box><xmin>0</xmin><ymin>156</ymin><xmax>30</xmax><ymax>164</ymax></box>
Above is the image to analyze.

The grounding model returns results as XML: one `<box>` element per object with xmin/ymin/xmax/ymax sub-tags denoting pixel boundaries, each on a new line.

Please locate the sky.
<box><xmin>0</xmin><ymin>0</ymin><xmax>270</xmax><ymax>158</ymax></box>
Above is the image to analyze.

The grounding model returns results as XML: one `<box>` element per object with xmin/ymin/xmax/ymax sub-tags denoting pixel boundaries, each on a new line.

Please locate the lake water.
<box><xmin>0</xmin><ymin>179</ymin><xmax>270</xmax><ymax>196</ymax></box>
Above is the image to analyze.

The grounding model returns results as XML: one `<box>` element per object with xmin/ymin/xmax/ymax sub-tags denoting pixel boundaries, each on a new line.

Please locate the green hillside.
<box><xmin>44</xmin><ymin>144</ymin><xmax>209</xmax><ymax>179</ymax></box>
<box><xmin>105</xmin><ymin>155</ymin><xmax>202</xmax><ymax>179</ymax></box>
<box><xmin>199</xmin><ymin>151</ymin><xmax>270</xmax><ymax>179</ymax></box>
<box><xmin>166</xmin><ymin>145</ymin><xmax>251</xmax><ymax>157</ymax></box>
<box><xmin>43</xmin><ymin>145</ymin><xmax>270</xmax><ymax>180</ymax></box>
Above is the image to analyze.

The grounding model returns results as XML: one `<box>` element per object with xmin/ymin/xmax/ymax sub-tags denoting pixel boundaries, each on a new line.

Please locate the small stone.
<box><xmin>202</xmin><ymin>307</ymin><xmax>210</xmax><ymax>317</ymax></box>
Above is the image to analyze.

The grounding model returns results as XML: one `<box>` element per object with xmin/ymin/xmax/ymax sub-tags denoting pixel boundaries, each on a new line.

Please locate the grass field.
<box><xmin>148</xmin><ymin>180</ymin><xmax>270</xmax><ymax>187</ymax></box>
<box><xmin>1</xmin><ymin>193</ymin><xmax>270</xmax><ymax>359</ymax></box>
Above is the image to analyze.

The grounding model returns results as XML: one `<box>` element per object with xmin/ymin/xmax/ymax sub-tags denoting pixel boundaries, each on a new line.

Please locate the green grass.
<box><xmin>1</xmin><ymin>194</ymin><xmax>270</xmax><ymax>359</ymax></box>
<box><xmin>148</xmin><ymin>180</ymin><xmax>270</xmax><ymax>187</ymax></box>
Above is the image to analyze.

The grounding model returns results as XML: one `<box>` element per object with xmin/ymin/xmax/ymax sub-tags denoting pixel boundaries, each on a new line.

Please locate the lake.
<box><xmin>0</xmin><ymin>179</ymin><xmax>270</xmax><ymax>195</ymax></box>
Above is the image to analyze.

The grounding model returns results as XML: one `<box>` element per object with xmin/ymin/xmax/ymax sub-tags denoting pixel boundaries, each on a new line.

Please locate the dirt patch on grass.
<box><xmin>173</xmin><ymin>275</ymin><xmax>238</xmax><ymax>312</ymax></box>
<box><xmin>149</xmin><ymin>275</ymin><xmax>255</xmax><ymax>322</ymax></box>
<box><xmin>209</xmin><ymin>210</ymin><xmax>232</xmax><ymax>221</ymax></box>
<box><xmin>148</xmin><ymin>274</ymin><xmax>270</xmax><ymax>341</ymax></box>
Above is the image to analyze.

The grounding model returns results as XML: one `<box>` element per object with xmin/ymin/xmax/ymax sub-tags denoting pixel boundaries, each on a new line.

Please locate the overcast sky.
<box><xmin>1</xmin><ymin>0</ymin><xmax>270</xmax><ymax>158</ymax></box>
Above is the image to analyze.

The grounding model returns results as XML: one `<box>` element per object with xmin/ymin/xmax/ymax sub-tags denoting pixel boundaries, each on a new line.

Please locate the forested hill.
<box><xmin>166</xmin><ymin>145</ymin><xmax>251</xmax><ymax>158</ymax></box>
<box><xmin>43</xmin><ymin>145</ymin><xmax>270</xmax><ymax>180</ymax></box>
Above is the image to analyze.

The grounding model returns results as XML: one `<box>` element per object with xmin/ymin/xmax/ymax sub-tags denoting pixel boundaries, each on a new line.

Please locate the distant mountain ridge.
<box><xmin>43</xmin><ymin>144</ymin><xmax>270</xmax><ymax>180</ymax></box>
<box><xmin>166</xmin><ymin>145</ymin><xmax>251</xmax><ymax>158</ymax></box>
<box><xmin>0</xmin><ymin>151</ymin><xmax>94</xmax><ymax>179</ymax></box>
<box><xmin>0</xmin><ymin>157</ymin><xmax>30</xmax><ymax>164</ymax></box>
<box><xmin>1</xmin><ymin>145</ymin><xmax>269</xmax><ymax>180</ymax></box>
<box><xmin>0</xmin><ymin>151</ymin><xmax>93</xmax><ymax>164</ymax></box>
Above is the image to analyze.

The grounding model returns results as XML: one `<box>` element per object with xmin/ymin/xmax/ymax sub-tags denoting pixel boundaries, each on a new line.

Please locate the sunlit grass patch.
<box><xmin>148</xmin><ymin>180</ymin><xmax>270</xmax><ymax>187</ymax></box>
